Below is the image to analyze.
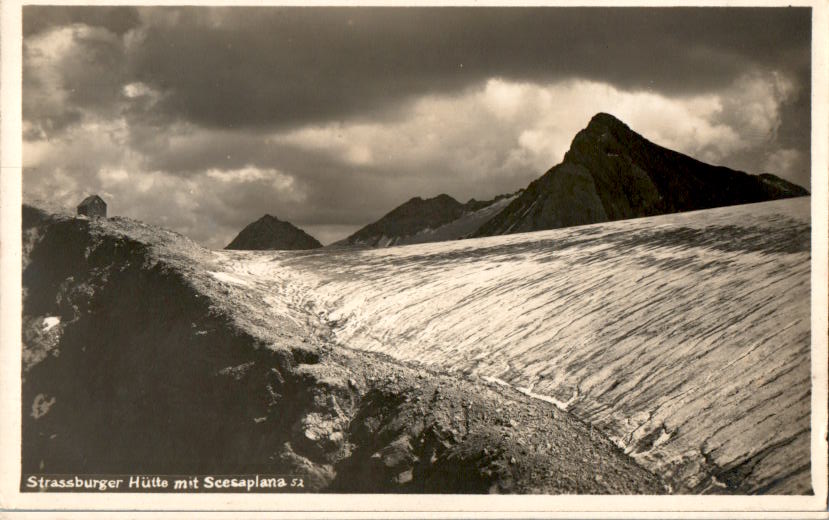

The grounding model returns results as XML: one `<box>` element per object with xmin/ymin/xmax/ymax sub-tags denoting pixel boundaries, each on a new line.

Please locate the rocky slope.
<box><xmin>216</xmin><ymin>197</ymin><xmax>812</xmax><ymax>494</ymax></box>
<box><xmin>472</xmin><ymin>113</ymin><xmax>808</xmax><ymax>237</ymax></box>
<box><xmin>226</xmin><ymin>214</ymin><xmax>321</xmax><ymax>250</ymax></box>
<box><xmin>21</xmin><ymin>204</ymin><xmax>664</xmax><ymax>494</ymax></box>
<box><xmin>337</xmin><ymin>193</ymin><xmax>518</xmax><ymax>248</ymax></box>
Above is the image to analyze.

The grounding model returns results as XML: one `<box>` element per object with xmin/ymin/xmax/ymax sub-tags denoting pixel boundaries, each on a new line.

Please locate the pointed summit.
<box><xmin>585</xmin><ymin>112</ymin><xmax>629</xmax><ymax>131</ymax></box>
<box><xmin>225</xmin><ymin>214</ymin><xmax>322</xmax><ymax>250</ymax></box>
<box><xmin>254</xmin><ymin>214</ymin><xmax>282</xmax><ymax>224</ymax></box>
<box><xmin>472</xmin><ymin>113</ymin><xmax>808</xmax><ymax>237</ymax></box>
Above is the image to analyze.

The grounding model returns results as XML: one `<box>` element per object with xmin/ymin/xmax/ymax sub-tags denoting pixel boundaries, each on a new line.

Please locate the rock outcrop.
<box><xmin>226</xmin><ymin>214</ymin><xmax>321</xmax><ymax>250</ymax></box>
<box><xmin>472</xmin><ymin>113</ymin><xmax>809</xmax><ymax>237</ymax></box>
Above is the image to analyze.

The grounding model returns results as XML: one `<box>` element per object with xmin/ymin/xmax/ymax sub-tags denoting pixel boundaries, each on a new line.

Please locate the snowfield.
<box><xmin>214</xmin><ymin>197</ymin><xmax>811</xmax><ymax>494</ymax></box>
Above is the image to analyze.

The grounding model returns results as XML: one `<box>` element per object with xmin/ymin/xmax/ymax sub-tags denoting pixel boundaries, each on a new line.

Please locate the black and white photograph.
<box><xmin>1</xmin><ymin>1</ymin><xmax>827</xmax><ymax>516</ymax></box>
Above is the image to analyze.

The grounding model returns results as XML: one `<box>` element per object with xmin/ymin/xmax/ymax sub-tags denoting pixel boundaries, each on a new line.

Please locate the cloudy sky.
<box><xmin>23</xmin><ymin>6</ymin><xmax>811</xmax><ymax>247</ymax></box>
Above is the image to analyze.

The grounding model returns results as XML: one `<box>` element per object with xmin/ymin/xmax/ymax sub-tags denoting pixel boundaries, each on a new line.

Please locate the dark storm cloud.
<box><xmin>21</xmin><ymin>5</ymin><xmax>810</xmax><ymax>143</ymax></box>
<box><xmin>776</xmin><ymin>80</ymin><xmax>812</xmax><ymax>153</ymax></box>
<box><xmin>24</xmin><ymin>6</ymin><xmax>140</xmax><ymax>37</ymax></box>
<box><xmin>120</xmin><ymin>7</ymin><xmax>810</xmax><ymax>131</ymax></box>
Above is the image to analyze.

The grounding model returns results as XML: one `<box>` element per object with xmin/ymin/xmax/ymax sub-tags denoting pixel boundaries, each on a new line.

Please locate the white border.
<box><xmin>811</xmin><ymin>0</ymin><xmax>829</xmax><ymax>509</ymax></box>
<box><xmin>1</xmin><ymin>0</ymin><xmax>826</xmax><ymax>516</ymax></box>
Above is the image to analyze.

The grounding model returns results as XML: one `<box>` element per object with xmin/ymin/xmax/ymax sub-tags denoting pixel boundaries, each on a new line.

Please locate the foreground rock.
<box><xmin>218</xmin><ymin>198</ymin><xmax>811</xmax><ymax>494</ymax></box>
<box><xmin>226</xmin><ymin>214</ymin><xmax>322</xmax><ymax>250</ymax></box>
<box><xmin>22</xmin><ymin>204</ymin><xmax>664</xmax><ymax>494</ymax></box>
<box><xmin>473</xmin><ymin>113</ymin><xmax>808</xmax><ymax>237</ymax></box>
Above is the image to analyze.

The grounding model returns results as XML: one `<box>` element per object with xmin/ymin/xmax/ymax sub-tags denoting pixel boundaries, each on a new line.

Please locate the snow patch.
<box><xmin>483</xmin><ymin>375</ymin><xmax>575</xmax><ymax>410</ymax></box>
<box><xmin>42</xmin><ymin>316</ymin><xmax>60</xmax><ymax>332</ymax></box>
<box><xmin>209</xmin><ymin>271</ymin><xmax>250</xmax><ymax>287</ymax></box>
<box><xmin>518</xmin><ymin>381</ymin><xmax>579</xmax><ymax>410</ymax></box>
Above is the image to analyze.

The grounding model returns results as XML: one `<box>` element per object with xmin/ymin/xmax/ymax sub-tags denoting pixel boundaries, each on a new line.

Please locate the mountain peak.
<box><xmin>563</xmin><ymin>113</ymin><xmax>640</xmax><ymax>160</ymax></box>
<box><xmin>586</xmin><ymin>112</ymin><xmax>628</xmax><ymax>131</ymax></box>
<box><xmin>226</xmin><ymin>214</ymin><xmax>321</xmax><ymax>250</ymax></box>
<box><xmin>473</xmin><ymin>114</ymin><xmax>809</xmax><ymax>238</ymax></box>
<box><xmin>402</xmin><ymin>194</ymin><xmax>458</xmax><ymax>207</ymax></box>
<box><xmin>339</xmin><ymin>192</ymin><xmax>512</xmax><ymax>248</ymax></box>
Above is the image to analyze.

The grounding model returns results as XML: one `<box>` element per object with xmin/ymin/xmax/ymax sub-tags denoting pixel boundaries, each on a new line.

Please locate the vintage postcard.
<box><xmin>1</xmin><ymin>1</ymin><xmax>827</xmax><ymax>517</ymax></box>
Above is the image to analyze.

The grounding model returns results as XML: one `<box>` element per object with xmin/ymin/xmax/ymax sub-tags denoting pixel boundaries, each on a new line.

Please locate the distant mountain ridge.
<box><xmin>333</xmin><ymin>113</ymin><xmax>807</xmax><ymax>249</ymax></box>
<box><xmin>472</xmin><ymin>113</ymin><xmax>808</xmax><ymax>237</ymax></box>
<box><xmin>336</xmin><ymin>192</ymin><xmax>519</xmax><ymax>248</ymax></box>
<box><xmin>228</xmin><ymin>113</ymin><xmax>808</xmax><ymax>250</ymax></box>
<box><xmin>225</xmin><ymin>214</ymin><xmax>321</xmax><ymax>250</ymax></box>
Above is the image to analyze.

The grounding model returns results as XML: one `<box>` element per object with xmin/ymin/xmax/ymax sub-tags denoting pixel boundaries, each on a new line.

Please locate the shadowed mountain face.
<box><xmin>473</xmin><ymin>113</ymin><xmax>809</xmax><ymax>237</ymax></box>
<box><xmin>338</xmin><ymin>193</ymin><xmax>518</xmax><ymax>248</ymax></box>
<box><xmin>226</xmin><ymin>215</ymin><xmax>321</xmax><ymax>250</ymax></box>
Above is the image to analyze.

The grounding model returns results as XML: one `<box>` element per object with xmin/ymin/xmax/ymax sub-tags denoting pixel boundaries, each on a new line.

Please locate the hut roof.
<box><xmin>78</xmin><ymin>195</ymin><xmax>106</xmax><ymax>207</ymax></box>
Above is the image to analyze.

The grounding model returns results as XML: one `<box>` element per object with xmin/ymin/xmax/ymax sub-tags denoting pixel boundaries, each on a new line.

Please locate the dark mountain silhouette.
<box><xmin>226</xmin><ymin>214</ymin><xmax>321</xmax><ymax>250</ymax></box>
<box><xmin>472</xmin><ymin>113</ymin><xmax>809</xmax><ymax>237</ymax></box>
<box><xmin>338</xmin><ymin>192</ymin><xmax>519</xmax><ymax>248</ymax></box>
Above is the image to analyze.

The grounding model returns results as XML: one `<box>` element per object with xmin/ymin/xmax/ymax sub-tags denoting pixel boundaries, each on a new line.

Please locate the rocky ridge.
<box><xmin>338</xmin><ymin>193</ymin><xmax>519</xmax><ymax>248</ymax></box>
